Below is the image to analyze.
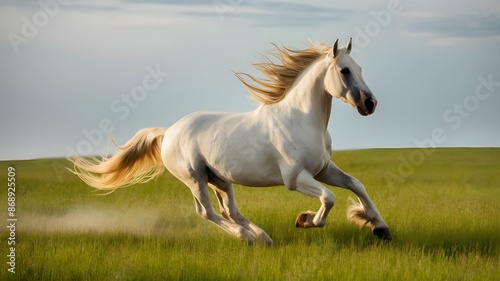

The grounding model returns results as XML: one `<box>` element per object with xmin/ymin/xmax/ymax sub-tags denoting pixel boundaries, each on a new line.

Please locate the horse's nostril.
<box><xmin>365</xmin><ymin>98</ymin><xmax>375</xmax><ymax>113</ymax></box>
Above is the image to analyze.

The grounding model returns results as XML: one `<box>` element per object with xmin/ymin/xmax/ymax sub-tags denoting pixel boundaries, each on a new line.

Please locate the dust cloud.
<box><xmin>18</xmin><ymin>207</ymin><xmax>174</xmax><ymax>235</ymax></box>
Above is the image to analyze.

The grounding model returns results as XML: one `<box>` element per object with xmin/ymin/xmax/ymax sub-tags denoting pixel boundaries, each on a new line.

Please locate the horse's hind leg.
<box><xmin>208</xmin><ymin>177</ymin><xmax>273</xmax><ymax>245</ymax></box>
<box><xmin>180</xmin><ymin>176</ymin><xmax>257</xmax><ymax>244</ymax></box>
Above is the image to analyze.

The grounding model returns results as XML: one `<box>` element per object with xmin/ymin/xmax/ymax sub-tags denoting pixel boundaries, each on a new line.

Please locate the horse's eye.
<box><xmin>340</xmin><ymin>67</ymin><xmax>350</xmax><ymax>74</ymax></box>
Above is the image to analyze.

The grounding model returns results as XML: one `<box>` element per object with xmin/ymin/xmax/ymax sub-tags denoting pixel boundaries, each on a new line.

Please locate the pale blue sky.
<box><xmin>1</xmin><ymin>0</ymin><xmax>499</xmax><ymax>160</ymax></box>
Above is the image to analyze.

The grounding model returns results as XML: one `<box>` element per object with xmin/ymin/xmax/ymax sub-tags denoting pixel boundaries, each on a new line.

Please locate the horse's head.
<box><xmin>324</xmin><ymin>39</ymin><xmax>377</xmax><ymax>116</ymax></box>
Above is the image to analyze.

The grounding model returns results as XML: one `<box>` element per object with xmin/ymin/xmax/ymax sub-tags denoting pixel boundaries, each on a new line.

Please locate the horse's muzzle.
<box><xmin>357</xmin><ymin>90</ymin><xmax>377</xmax><ymax>116</ymax></box>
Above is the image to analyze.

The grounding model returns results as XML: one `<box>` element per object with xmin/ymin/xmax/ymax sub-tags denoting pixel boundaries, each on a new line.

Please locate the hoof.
<box><xmin>295</xmin><ymin>211</ymin><xmax>316</xmax><ymax>228</ymax></box>
<box><xmin>256</xmin><ymin>233</ymin><xmax>274</xmax><ymax>246</ymax></box>
<box><xmin>373</xmin><ymin>227</ymin><xmax>392</xmax><ymax>241</ymax></box>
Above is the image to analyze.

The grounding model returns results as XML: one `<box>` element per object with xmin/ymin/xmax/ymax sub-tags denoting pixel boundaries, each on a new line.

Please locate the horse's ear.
<box><xmin>330</xmin><ymin>39</ymin><xmax>339</xmax><ymax>58</ymax></box>
<box><xmin>346</xmin><ymin>38</ymin><xmax>352</xmax><ymax>54</ymax></box>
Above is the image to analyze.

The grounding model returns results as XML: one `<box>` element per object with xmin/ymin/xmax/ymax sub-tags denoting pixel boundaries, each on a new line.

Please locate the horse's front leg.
<box><xmin>291</xmin><ymin>170</ymin><xmax>335</xmax><ymax>228</ymax></box>
<box><xmin>315</xmin><ymin>161</ymin><xmax>392</xmax><ymax>240</ymax></box>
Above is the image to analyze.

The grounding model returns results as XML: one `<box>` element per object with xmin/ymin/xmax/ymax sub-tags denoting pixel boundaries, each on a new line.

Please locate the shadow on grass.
<box><xmin>393</xmin><ymin>226</ymin><xmax>498</xmax><ymax>258</ymax></box>
<box><xmin>263</xmin><ymin>220</ymin><xmax>498</xmax><ymax>258</ymax></box>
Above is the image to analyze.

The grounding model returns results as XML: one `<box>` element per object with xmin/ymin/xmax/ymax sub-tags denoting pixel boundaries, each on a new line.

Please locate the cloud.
<box><xmin>0</xmin><ymin>0</ymin><xmax>219</xmax><ymax>58</ymax></box>
<box><xmin>1</xmin><ymin>0</ymin><xmax>352</xmax><ymax>28</ymax></box>
<box><xmin>405</xmin><ymin>12</ymin><xmax>500</xmax><ymax>39</ymax></box>
<box><xmin>119</xmin><ymin>0</ymin><xmax>353</xmax><ymax>27</ymax></box>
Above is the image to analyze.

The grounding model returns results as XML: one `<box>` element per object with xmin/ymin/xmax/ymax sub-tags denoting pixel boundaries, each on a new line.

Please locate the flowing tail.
<box><xmin>68</xmin><ymin>127</ymin><xmax>168</xmax><ymax>192</ymax></box>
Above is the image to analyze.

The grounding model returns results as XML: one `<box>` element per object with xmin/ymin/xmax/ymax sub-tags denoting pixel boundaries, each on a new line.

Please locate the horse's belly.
<box><xmin>207</xmin><ymin>153</ymin><xmax>284</xmax><ymax>187</ymax></box>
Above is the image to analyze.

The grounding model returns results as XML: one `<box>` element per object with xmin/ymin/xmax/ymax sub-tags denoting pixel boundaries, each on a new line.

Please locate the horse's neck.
<box><xmin>280</xmin><ymin>57</ymin><xmax>332</xmax><ymax>131</ymax></box>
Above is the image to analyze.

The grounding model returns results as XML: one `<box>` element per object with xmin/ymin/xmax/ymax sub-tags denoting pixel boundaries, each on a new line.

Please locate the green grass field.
<box><xmin>0</xmin><ymin>148</ymin><xmax>498</xmax><ymax>280</ymax></box>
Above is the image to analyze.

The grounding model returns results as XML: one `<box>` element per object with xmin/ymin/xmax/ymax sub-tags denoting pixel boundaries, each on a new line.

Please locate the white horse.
<box><xmin>70</xmin><ymin>39</ymin><xmax>392</xmax><ymax>244</ymax></box>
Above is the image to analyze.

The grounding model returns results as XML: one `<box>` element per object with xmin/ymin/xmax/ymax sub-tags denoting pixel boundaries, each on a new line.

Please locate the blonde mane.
<box><xmin>235</xmin><ymin>42</ymin><xmax>331</xmax><ymax>105</ymax></box>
